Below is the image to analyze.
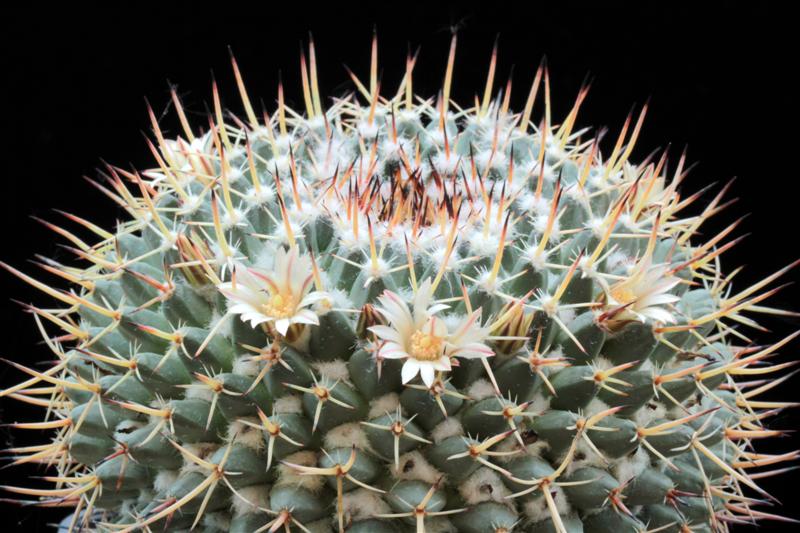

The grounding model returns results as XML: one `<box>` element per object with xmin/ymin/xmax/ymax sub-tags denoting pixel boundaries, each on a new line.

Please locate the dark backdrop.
<box><xmin>0</xmin><ymin>2</ymin><xmax>797</xmax><ymax>531</ymax></box>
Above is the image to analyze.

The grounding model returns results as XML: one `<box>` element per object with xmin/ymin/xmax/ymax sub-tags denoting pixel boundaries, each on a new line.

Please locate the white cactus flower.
<box><xmin>606</xmin><ymin>262</ymin><xmax>681</xmax><ymax>324</ymax></box>
<box><xmin>217</xmin><ymin>246</ymin><xmax>330</xmax><ymax>335</ymax></box>
<box><xmin>370</xmin><ymin>279</ymin><xmax>494</xmax><ymax>387</ymax></box>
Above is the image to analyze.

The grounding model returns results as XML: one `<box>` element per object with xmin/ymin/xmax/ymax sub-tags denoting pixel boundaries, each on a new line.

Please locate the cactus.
<box><xmin>1</xmin><ymin>34</ymin><xmax>797</xmax><ymax>533</ymax></box>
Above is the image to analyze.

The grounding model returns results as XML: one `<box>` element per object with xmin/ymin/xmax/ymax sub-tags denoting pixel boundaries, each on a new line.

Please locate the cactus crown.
<box><xmin>1</xmin><ymin>34</ymin><xmax>797</xmax><ymax>533</ymax></box>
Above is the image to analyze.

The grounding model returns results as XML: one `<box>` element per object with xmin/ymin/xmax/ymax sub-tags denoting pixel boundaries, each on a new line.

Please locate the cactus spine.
<box><xmin>1</xmin><ymin>34</ymin><xmax>798</xmax><ymax>533</ymax></box>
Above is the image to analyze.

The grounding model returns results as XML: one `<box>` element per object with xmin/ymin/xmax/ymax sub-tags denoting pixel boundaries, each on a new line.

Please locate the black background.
<box><xmin>1</xmin><ymin>2</ymin><xmax>798</xmax><ymax>531</ymax></box>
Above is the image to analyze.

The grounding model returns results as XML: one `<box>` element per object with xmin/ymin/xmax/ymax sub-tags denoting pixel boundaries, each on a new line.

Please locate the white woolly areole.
<box><xmin>605</xmin><ymin>250</ymin><xmax>631</xmax><ymax>271</ymax></box>
<box><xmin>564</xmin><ymin>436</ymin><xmax>608</xmax><ymax>475</ymax></box>
<box><xmin>397</xmin><ymin>108</ymin><xmax>420</xmax><ymax>123</ymax></box>
<box><xmin>529</xmin><ymin>393</ymin><xmax>552</xmax><ymax>414</ymax></box>
<box><xmin>180</xmin><ymin>442</ymin><xmax>220</xmax><ymax>475</ymax></box>
<box><xmin>466</xmin><ymin>379</ymin><xmax>496</xmax><ymax>401</ymax></box>
<box><xmin>430</xmin><ymin>417</ymin><xmax>464</xmax><ymax>444</ymax></box>
<box><xmin>202</xmin><ymin>512</ymin><xmax>231</xmax><ymax>531</ymax></box>
<box><xmin>458</xmin><ymin>467</ymin><xmax>512</xmax><ymax>504</ymax></box>
<box><xmin>638</xmin><ymin>358</ymin><xmax>654</xmax><ymax>372</ymax></box>
<box><xmin>556</xmin><ymin>307</ymin><xmax>576</xmax><ymax>325</ymax></box>
<box><xmin>273</xmin><ymin>394</ymin><xmax>303</xmax><ymax>414</ymax></box>
<box><xmin>232</xmin><ymin>356</ymin><xmax>259</xmax><ymax>377</ymax></box>
<box><xmin>342</xmin><ymin>488</ymin><xmax>391</xmax><ymax>521</ymax></box>
<box><xmin>231</xmin><ymin>484</ymin><xmax>270</xmax><ymax>517</ymax></box>
<box><xmin>633</xmin><ymin>403</ymin><xmax>667</xmax><ymax>428</ymax></box>
<box><xmin>209</xmin><ymin>309</ymin><xmax>234</xmax><ymax>339</ymax></box>
<box><xmin>522</xmin><ymin>437</ymin><xmax>551</xmax><ymax>459</ymax></box>
<box><xmin>583</xmin><ymin>397</ymin><xmax>611</xmax><ymax>417</ymax></box>
<box><xmin>612</xmin><ymin>446</ymin><xmax>652</xmax><ymax>483</ymax></box>
<box><xmin>467</xmin><ymin>230</ymin><xmax>502</xmax><ymax>258</ymax></box>
<box><xmin>323</xmin><ymin>422</ymin><xmax>371</xmax><ymax>451</ymax></box>
<box><xmin>390</xmin><ymin>450</ymin><xmax>443</xmax><ymax>485</ymax></box>
<box><xmin>431</xmin><ymin>151</ymin><xmax>460</xmax><ymax>175</ymax></box>
<box><xmin>533</xmin><ymin>213</ymin><xmax>561</xmax><ymax>241</ymax></box>
<box><xmin>312</xmin><ymin>359</ymin><xmax>351</xmax><ymax>383</ymax></box>
<box><xmin>523</xmin><ymin>485</ymin><xmax>573</xmax><ymax>521</ymax></box>
<box><xmin>442</xmin><ymin>313</ymin><xmax>466</xmax><ymax>333</ymax></box>
<box><xmin>490</xmin><ymin>433</ymin><xmax>524</xmax><ymax>463</ymax></box>
<box><xmin>357</xmin><ymin>120</ymin><xmax>379</xmax><ymax>139</ymax></box>
<box><xmin>220</xmin><ymin>208</ymin><xmax>245</xmax><ymax>230</ymax></box>
<box><xmin>368</xmin><ymin>393</ymin><xmax>401</xmax><ymax>419</ymax></box>
<box><xmin>528</xmin><ymin>194</ymin><xmax>553</xmax><ymax>217</ymax></box>
<box><xmin>243</xmin><ymin>184</ymin><xmax>275</xmax><ymax>207</ymax></box>
<box><xmin>153</xmin><ymin>470</ymin><xmax>179</xmax><ymax>493</ymax></box>
<box><xmin>324</xmin><ymin>286</ymin><xmax>353</xmax><ymax>311</ymax></box>
<box><xmin>184</xmin><ymin>382</ymin><xmax>216</xmax><ymax>402</ymax></box>
<box><xmin>474</xmin><ymin>149</ymin><xmax>507</xmax><ymax>173</ymax></box>
<box><xmin>277</xmin><ymin>451</ymin><xmax>324</xmax><ymax>492</ymax></box>
<box><xmin>250</xmin><ymin>242</ymin><xmax>278</xmax><ymax>270</ymax></box>
<box><xmin>585</xmin><ymin>216</ymin><xmax>606</xmax><ymax>238</ymax></box>
<box><xmin>591</xmin><ymin>356</ymin><xmax>615</xmax><ymax>373</ymax></box>
<box><xmin>226</xmin><ymin>418</ymin><xmax>265</xmax><ymax>451</ymax></box>
<box><xmin>666</xmin><ymin>400</ymin><xmax>692</xmax><ymax>418</ymax></box>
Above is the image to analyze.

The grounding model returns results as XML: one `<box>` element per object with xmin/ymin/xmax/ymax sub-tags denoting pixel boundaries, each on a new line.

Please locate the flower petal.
<box><xmin>419</xmin><ymin>363</ymin><xmax>436</xmax><ymax>387</ymax></box>
<box><xmin>379</xmin><ymin>342</ymin><xmax>409</xmax><ymax>360</ymax></box>
<box><xmin>300</xmin><ymin>291</ymin><xmax>331</xmax><ymax>307</ymax></box>
<box><xmin>274</xmin><ymin>318</ymin><xmax>291</xmax><ymax>336</ymax></box>
<box><xmin>369</xmin><ymin>325</ymin><xmax>403</xmax><ymax>343</ymax></box>
<box><xmin>401</xmin><ymin>359</ymin><xmax>420</xmax><ymax>384</ymax></box>
<box><xmin>292</xmin><ymin>309</ymin><xmax>320</xmax><ymax>326</ymax></box>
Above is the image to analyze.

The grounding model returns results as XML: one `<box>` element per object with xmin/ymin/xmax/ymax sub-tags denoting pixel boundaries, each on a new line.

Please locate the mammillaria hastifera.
<box><xmin>1</xmin><ymin>34</ymin><xmax>797</xmax><ymax>533</ymax></box>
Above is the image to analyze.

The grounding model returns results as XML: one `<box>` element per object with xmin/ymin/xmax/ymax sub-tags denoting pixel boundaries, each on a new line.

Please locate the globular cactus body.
<box><xmin>1</xmin><ymin>35</ymin><xmax>797</xmax><ymax>533</ymax></box>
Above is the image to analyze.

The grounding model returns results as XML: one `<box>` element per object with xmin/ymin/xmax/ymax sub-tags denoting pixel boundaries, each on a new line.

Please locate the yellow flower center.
<box><xmin>409</xmin><ymin>330</ymin><xmax>444</xmax><ymax>361</ymax></box>
<box><xmin>610</xmin><ymin>285</ymin><xmax>637</xmax><ymax>306</ymax></box>
<box><xmin>262</xmin><ymin>291</ymin><xmax>296</xmax><ymax>318</ymax></box>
